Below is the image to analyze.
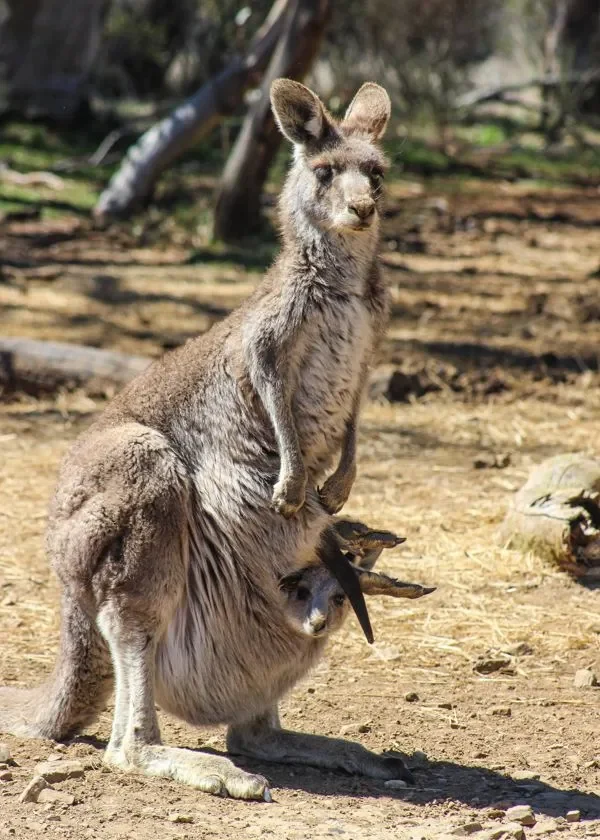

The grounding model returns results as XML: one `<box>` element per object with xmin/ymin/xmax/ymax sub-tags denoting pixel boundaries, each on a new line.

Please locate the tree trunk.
<box><xmin>0</xmin><ymin>0</ymin><xmax>108</xmax><ymax>121</ymax></box>
<box><xmin>213</xmin><ymin>0</ymin><xmax>331</xmax><ymax>242</ymax></box>
<box><xmin>94</xmin><ymin>0</ymin><xmax>290</xmax><ymax>221</ymax></box>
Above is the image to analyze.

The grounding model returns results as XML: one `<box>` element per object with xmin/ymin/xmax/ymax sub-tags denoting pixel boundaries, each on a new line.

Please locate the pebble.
<box><xmin>19</xmin><ymin>775</ymin><xmax>48</xmax><ymax>804</ymax></box>
<box><xmin>479</xmin><ymin>829</ymin><xmax>506</xmax><ymax>840</ymax></box>
<box><xmin>513</xmin><ymin>770</ymin><xmax>540</xmax><ymax>781</ymax></box>
<box><xmin>449</xmin><ymin>822</ymin><xmax>483</xmax><ymax>835</ymax></box>
<box><xmin>167</xmin><ymin>814</ymin><xmax>194</xmax><ymax>824</ymax></box>
<box><xmin>35</xmin><ymin>759</ymin><xmax>84</xmax><ymax>783</ymax></box>
<box><xmin>405</xmin><ymin>691</ymin><xmax>420</xmax><ymax>703</ymax></box>
<box><xmin>485</xmin><ymin>809</ymin><xmax>506</xmax><ymax>820</ymax></box>
<box><xmin>0</xmin><ymin>771</ymin><xmax>13</xmax><ymax>782</ymax></box>
<box><xmin>37</xmin><ymin>788</ymin><xmax>76</xmax><ymax>806</ymax></box>
<box><xmin>506</xmin><ymin>805</ymin><xmax>536</xmax><ymax>826</ymax></box>
<box><xmin>0</xmin><ymin>744</ymin><xmax>11</xmax><ymax>764</ymax></box>
<box><xmin>384</xmin><ymin>779</ymin><xmax>408</xmax><ymax>790</ymax></box>
<box><xmin>490</xmin><ymin>706</ymin><xmax>512</xmax><ymax>717</ymax></box>
<box><xmin>503</xmin><ymin>823</ymin><xmax>525</xmax><ymax>840</ymax></box>
<box><xmin>573</xmin><ymin>669</ymin><xmax>598</xmax><ymax>688</ymax></box>
<box><xmin>566</xmin><ymin>809</ymin><xmax>581</xmax><ymax>822</ymax></box>
<box><xmin>529</xmin><ymin>819</ymin><xmax>559</xmax><ymax>836</ymax></box>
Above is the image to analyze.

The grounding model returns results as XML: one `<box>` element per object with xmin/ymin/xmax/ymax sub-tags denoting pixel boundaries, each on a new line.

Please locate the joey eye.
<box><xmin>296</xmin><ymin>586</ymin><xmax>311</xmax><ymax>602</ymax></box>
<box><xmin>314</xmin><ymin>165</ymin><xmax>333</xmax><ymax>185</ymax></box>
<box><xmin>332</xmin><ymin>593</ymin><xmax>346</xmax><ymax>607</ymax></box>
<box><xmin>370</xmin><ymin>167</ymin><xmax>384</xmax><ymax>188</ymax></box>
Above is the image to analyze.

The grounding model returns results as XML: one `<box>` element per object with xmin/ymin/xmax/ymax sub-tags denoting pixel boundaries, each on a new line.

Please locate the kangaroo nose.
<box><xmin>310</xmin><ymin>614</ymin><xmax>327</xmax><ymax>633</ymax></box>
<box><xmin>348</xmin><ymin>200</ymin><xmax>375</xmax><ymax>222</ymax></box>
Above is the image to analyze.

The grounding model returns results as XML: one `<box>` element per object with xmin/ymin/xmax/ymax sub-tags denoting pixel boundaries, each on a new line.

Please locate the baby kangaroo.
<box><xmin>0</xmin><ymin>80</ymin><xmax>395</xmax><ymax>800</ymax></box>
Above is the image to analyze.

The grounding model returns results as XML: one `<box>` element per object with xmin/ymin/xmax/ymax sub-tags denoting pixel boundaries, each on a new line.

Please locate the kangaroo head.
<box><xmin>271</xmin><ymin>79</ymin><xmax>391</xmax><ymax>238</ymax></box>
<box><xmin>279</xmin><ymin>563</ymin><xmax>435</xmax><ymax>639</ymax></box>
<box><xmin>280</xmin><ymin>564</ymin><xmax>349</xmax><ymax>638</ymax></box>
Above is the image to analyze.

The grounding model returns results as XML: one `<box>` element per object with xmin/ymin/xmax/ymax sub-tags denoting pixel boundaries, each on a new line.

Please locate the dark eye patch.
<box><xmin>370</xmin><ymin>166</ymin><xmax>384</xmax><ymax>186</ymax></box>
<box><xmin>296</xmin><ymin>586</ymin><xmax>311</xmax><ymax>602</ymax></box>
<box><xmin>313</xmin><ymin>164</ymin><xmax>333</xmax><ymax>185</ymax></box>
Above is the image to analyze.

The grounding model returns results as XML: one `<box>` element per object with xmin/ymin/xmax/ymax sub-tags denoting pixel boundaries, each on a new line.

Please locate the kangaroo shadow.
<box><xmin>73</xmin><ymin>734</ymin><xmax>600</xmax><ymax>819</ymax></box>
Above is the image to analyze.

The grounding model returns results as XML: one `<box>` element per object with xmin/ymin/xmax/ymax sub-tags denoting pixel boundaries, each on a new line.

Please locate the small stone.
<box><xmin>480</xmin><ymin>829</ymin><xmax>506</xmax><ymax>840</ymax></box>
<box><xmin>506</xmin><ymin>805</ymin><xmax>536</xmax><ymax>826</ymax></box>
<box><xmin>513</xmin><ymin>770</ymin><xmax>540</xmax><ymax>781</ymax></box>
<box><xmin>439</xmin><ymin>702</ymin><xmax>454</xmax><ymax>710</ymax></box>
<box><xmin>485</xmin><ymin>808</ymin><xmax>506</xmax><ymax>819</ymax></box>
<box><xmin>46</xmin><ymin>815</ymin><xmax>61</xmax><ymax>823</ymax></box>
<box><xmin>529</xmin><ymin>819</ymin><xmax>559</xmax><ymax>836</ymax></box>
<box><xmin>566</xmin><ymin>810</ymin><xmax>580</xmax><ymax>823</ymax></box>
<box><xmin>573</xmin><ymin>669</ymin><xmax>598</xmax><ymax>688</ymax></box>
<box><xmin>473</xmin><ymin>652</ymin><xmax>513</xmax><ymax>674</ymax></box>
<box><xmin>19</xmin><ymin>775</ymin><xmax>48</xmax><ymax>803</ymax></box>
<box><xmin>490</xmin><ymin>706</ymin><xmax>512</xmax><ymax>717</ymax></box>
<box><xmin>37</xmin><ymin>788</ymin><xmax>76</xmax><ymax>806</ymax></box>
<box><xmin>357</xmin><ymin>723</ymin><xmax>371</xmax><ymax>734</ymax></box>
<box><xmin>384</xmin><ymin>779</ymin><xmax>408</xmax><ymax>790</ymax></box>
<box><xmin>449</xmin><ymin>822</ymin><xmax>483</xmax><ymax>835</ymax></box>
<box><xmin>503</xmin><ymin>823</ymin><xmax>525</xmax><ymax>840</ymax></box>
<box><xmin>35</xmin><ymin>759</ymin><xmax>84</xmax><ymax>783</ymax></box>
<box><xmin>168</xmin><ymin>814</ymin><xmax>194</xmax><ymax>824</ymax></box>
<box><xmin>0</xmin><ymin>771</ymin><xmax>13</xmax><ymax>781</ymax></box>
<box><xmin>405</xmin><ymin>691</ymin><xmax>419</xmax><ymax>703</ymax></box>
<box><xmin>410</xmin><ymin>750</ymin><xmax>428</xmax><ymax>767</ymax></box>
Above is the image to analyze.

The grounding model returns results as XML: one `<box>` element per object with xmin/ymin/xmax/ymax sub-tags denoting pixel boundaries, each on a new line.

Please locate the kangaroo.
<box><xmin>0</xmin><ymin>80</ymin><xmax>398</xmax><ymax>800</ymax></box>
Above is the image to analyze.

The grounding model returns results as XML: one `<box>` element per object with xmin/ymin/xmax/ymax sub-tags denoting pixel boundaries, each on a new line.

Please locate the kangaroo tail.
<box><xmin>0</xmin><ymin>595</ymin><xmax>112</xmax><ymax>740</ymax></box>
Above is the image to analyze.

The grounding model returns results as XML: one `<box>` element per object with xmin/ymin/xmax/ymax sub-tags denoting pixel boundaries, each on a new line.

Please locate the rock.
<box><xmin>490</xmin><ymin>706</ymin><xmax>512</xmax><ymax>717</ymax></box>
<box><xmin>410</xmin><ymin>750</ymin><xmax>428</xmax><ymax>768</ymax></box>
<box><xmin>513</xmin><ymin>770</ymin><xmax>540</xmax><ymax>781</ymax></box>
<box><xmin>339</xmin><ymin>722</ymin><xmax>371</xmax><ymax>736</ymax></box>
<box><xmin>384</xmin><ymin>779</ymin><xmax>408</xmax><ymax>790</ymax></box>
<box><xmin>484</xmin><ymin>809</ymin><xmax>506</xmax><ymax>820</ymax></box>
<box><xmin>405</xmin><ymin>691</ymin><xmax>420</xmax><ymax>703</ymax></box>
<box><xmin>506</xmin><ymin>805</ymin><xmax>536</xmax><ymax>826</ymax></box>
<box><xmin>0</xmin><ymin>744</ymin><xmax>11</xmax><ymax>763</ymax></box>
<box><xmin>37</xmin><ymin>788</ymin><xmax>76</xmax><ymax>806</ymax></box>
<box><xmin>449</xmin><ymin>822</ymin><xmax>483</xmax><ymax>835</ymax></box>
<box><xmin>0</xmin><ymin>770</ymin><xmax>13</xmax><ymax>782</ymax></box>
<box><xmin>529</xmin><ymin>819</ymin><xmax>559</xmax><ymax>836</ymax></box>
<box><xmin>565</xmin><ymin>810</ymin><xmax>581</xmax><ymax>822</ymax></box>
<box><xmin>35</xmin><ymin>759</ymin><xmax>85</xmax><ymax>782</ymax></box>
<box><xmin>473</xmin><ymin>452</ymin><xmax>511</xmax><ymax>470</ymax></box>
<box><xmin>473</xmin><ymin>652</ymin><xmax>513</xmax><ymax>675</ymax></box>
<box><xmin>46</xmin><ymin>815</ymin><xmax>61</xmax><ymax>823</ymax></box>
<box><xmin>573</xmin><ymin>668</ymin><xmax>598</xmax><ymax>688</ymax></box>
<box><xmin>168</xmin><ymin>814</ymin><xmax>194</xmax><ymax>824</ymax></box>
<box><xmin>479</xmin><ymin>829</ymin><xmax>507</xmax><ymax>840</ymax></box>
<box><xmin>19</xmin><ymin>775</ymin><xmax>48</xmax><ymax>803</ymax></box>
<box><xmin>503</xmin><ymin>823</ymin><xmax>525</xmax><ymax>840</ymax></box>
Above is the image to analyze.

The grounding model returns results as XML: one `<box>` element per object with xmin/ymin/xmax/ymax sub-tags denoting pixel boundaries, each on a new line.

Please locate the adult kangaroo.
<box><xmin>0</xmin><ymin>80</ymin><xmax>399</xmax><ymax>800</ymax></box>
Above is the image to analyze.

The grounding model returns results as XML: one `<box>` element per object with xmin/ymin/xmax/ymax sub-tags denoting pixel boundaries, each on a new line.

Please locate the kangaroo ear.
<box><xmin>357</xmin><ymin>568</ymin><xmax>436</xmax><ymax>600</ymax></box>
<box><xmin>341</xmin><ymin>83</ymin><xmax>391</xmax><ymax>140</ymax></box>
<box><xmin>271</xmin><ymin>79</ymin><xmax>335</xmax><ymax>147</ymax></box>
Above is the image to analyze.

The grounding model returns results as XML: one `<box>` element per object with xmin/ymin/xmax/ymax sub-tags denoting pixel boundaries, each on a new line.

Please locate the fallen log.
<box><xmin>0</xmin><ymin>338</ymin><xmax>150</xmax><ymax>397</ymax></box>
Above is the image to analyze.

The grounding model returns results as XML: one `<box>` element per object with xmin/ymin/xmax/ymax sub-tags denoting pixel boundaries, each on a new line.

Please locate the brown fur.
<box><xmin>0</xmin><ymin>80</ymin><xmax>404</xmax><ymax>800</ymax></box>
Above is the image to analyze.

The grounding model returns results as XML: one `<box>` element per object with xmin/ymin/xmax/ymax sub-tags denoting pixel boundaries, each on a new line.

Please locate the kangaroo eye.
<box><xmin>332</xmin><ymin>593</ymin><xmax>346</xmax><ymax>607</ymax></box>
<box><xmin>296</xmin><ymin>586</ymin><xmax>311</xmax><ymax>602</ymax></box>
<box><xmin>314</xmin><ymin>165</ymin><xmax>333</xmax><ymax>185</ymax></box>
<box><xmin>370</xmin><ymin>167</ymin><xmax>384</xmax><ymax>187</ymax></box>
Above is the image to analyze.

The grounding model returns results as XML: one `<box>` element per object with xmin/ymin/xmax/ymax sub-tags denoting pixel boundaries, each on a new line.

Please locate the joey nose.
<box><xmin>348</xmin><ymin>200</ymin><xmax>375</xmax><ymax>222</ymax></box>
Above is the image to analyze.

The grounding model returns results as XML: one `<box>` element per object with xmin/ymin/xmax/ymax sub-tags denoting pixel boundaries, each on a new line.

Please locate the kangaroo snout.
<box><xmin>348</xmin><ymin>199</ymin><xmax>375</xmax><ymax>222</ymax></box>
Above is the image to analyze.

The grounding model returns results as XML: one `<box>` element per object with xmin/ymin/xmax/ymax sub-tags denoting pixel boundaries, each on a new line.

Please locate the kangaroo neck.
<box><xmin>280</xmin><ymin>208</ymin><xmax>379</xmax><ymax>297</ymax></box>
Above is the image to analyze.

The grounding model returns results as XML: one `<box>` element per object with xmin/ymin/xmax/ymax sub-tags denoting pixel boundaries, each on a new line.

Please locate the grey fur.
<box><xmin>0</xmin><ymin>80</ymin><xmax>401</xmax><ymax>800</ymax></box>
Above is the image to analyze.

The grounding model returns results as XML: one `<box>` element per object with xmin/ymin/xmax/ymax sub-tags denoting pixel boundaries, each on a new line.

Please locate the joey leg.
<box><xmin>227</xmin><ymin>707</ymin><xmax>413</xmax><ymax>783</ymax></box>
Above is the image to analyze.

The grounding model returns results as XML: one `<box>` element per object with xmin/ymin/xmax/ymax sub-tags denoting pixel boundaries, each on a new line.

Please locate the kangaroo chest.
<box><xmin>293</xmin><ymin>293</ymin><xmax>373</xmax><ymax>472</ymax></box>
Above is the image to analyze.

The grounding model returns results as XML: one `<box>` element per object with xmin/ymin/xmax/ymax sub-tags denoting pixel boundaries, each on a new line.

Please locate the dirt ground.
<box><xmin>0</xmin><ymin>178</ymin><xmax>599</xmax><ymax>839</ymax></box>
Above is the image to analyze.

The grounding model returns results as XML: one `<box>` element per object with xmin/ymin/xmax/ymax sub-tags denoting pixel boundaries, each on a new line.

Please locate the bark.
<box><xmin>94</xmin><ymin>0</ymin><xmax>290</xmax><ymax>221</ymax></box>
<box><xmin>0</xmin><ymin>338</ymin><xmax>149</xmax><ymax>397</ymax></box>
<box><xmin>0</xmin><ymin>0</ymin><xmax>108</xmax><ymax>120</ymax></box>
<box><xmin>213</xmin><ymin>0</ymin><xmax>331</xmax><ymax>242</ymax></box>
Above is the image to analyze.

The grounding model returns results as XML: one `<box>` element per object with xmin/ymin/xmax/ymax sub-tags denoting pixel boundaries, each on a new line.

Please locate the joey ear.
<box><xmin>341</xmin><ymin>82</ymin><xmax>391</xmax><ymax>140</ymax></box>
<box><xmin>357</xmin><ymin>568</ymin><xmax>436</xmax><ymax>600</ymax></box>
<box><xmin>270</xmin><ymin>78</ymin><xmax>334</xmax><ymax>147</ymax></box>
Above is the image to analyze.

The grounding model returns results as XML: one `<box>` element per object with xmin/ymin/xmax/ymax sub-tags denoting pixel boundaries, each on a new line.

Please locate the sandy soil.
<box><xmin>0</xmin><ymin>179</ymin><xmax>599</xmax><ymax>839</ymax></box>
